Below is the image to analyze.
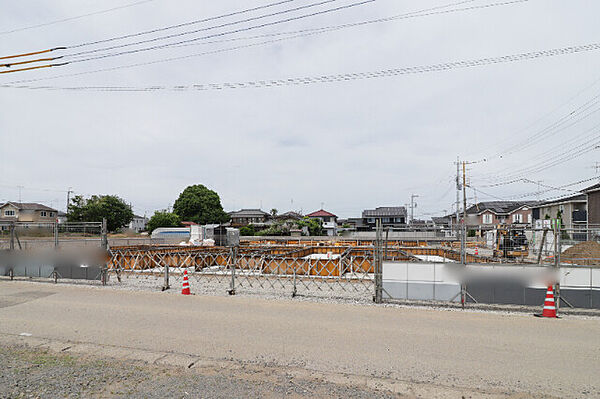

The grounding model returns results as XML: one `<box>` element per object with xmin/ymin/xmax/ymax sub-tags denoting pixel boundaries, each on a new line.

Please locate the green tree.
<box><xmin>147</xmin><ymin>210</ymin><xmax>181</xmax><ymax>233</ymax></box>
<box><xmin>296</xmin><ymin>217</ymin><xmax>323</xmax><ymax>236</ymax></box>
<box><xmin>68</xmin><ymin>195</ymin><xmax>134</xmax><ymax>232</ymax></box>
<box><xmin>270</xmin><ymin>208</ymin><xmax>278</xmax><ymax>217</ymax></box>
<box><xmin>173</xmin><ymin>184</ymin><xmax>230</xmax><ymax>225</ymax></box>
<box><xmin>239</xmin><ymin>225</ymin><xmax>256</xmax><ymax>236</ymax></box>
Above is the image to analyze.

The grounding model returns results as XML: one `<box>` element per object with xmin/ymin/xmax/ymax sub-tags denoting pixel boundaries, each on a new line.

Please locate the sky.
<box><xmin>1</xmin><ymin>0</ymin><xmax>599</xmax><ymax>219</ymax></box>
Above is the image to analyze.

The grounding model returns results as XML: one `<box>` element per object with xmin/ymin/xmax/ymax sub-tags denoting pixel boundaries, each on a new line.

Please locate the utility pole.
<box><xmin>66</xmin><ymin>187</ymin><xmax>73</xmax><ymax>214</ymax></box>
<box><xmin>462</xmin><ymin>161</ymin><xmax>468</xmax><ymax>265</ymax></box>
<box><xmin>17</xmin><ymin>185</ymin><xmax>24</xmax><ymax>204</ymax></box>
<box><xmin>410</xmin><ymin>194</ymin><xmax>419</xmax><ymax>224</ymax></box>
<box><xmin>455</xmin><ymin>157</ymin><xmax>461</xmax><ymax>247</ymax></box>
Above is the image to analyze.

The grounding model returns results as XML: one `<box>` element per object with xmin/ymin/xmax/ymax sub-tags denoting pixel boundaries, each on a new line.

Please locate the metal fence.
<box><xmin>0</xmin><ymin>221</ymin><xmax>107</xmax><ymax>250</ymax></box>
<box><xmin>0</xmin><ymin>221</ymin><xmax>108</xmax><ymax>282</ymax></box>
<box><xmin>107</xmin><ymin>244</ymin><xmax>376</xmax><ymax>300</ymax></box>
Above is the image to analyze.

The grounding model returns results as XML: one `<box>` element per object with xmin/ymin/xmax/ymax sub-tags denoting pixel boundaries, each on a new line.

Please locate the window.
<box><xmin>41</xmin><ymin>211</ymin><xmax>47</xmax><ymax>217</ymax></box>
<box><xmin>49</xmin><ymin>212</ymin><xmax>54</xmax><ymax>217</ymax></box>
<box><xmin>482</xmin><ymin>214</ymin><xmax>493</xmax><ymax>224</ymax></box>
<box><xmin>512</xmin><ymin>214</ymin><xmax>523</xmax><ymax>223</ymax></box>
<box><xmin>527</xmin><ymin>214</ymin><xmax>532</xmax><ymax>224</ymax></box>
<box><xmin>4</xmin><ymin>210</ymin><xmax>15</xmax><ymax>216</ymax></box>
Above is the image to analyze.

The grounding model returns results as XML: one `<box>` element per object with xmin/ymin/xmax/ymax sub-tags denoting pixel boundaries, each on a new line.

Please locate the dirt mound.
<box><xmin>561</xmin><ymin>241</ymin><xmax>600</xmax><ymax>265</ymax></box>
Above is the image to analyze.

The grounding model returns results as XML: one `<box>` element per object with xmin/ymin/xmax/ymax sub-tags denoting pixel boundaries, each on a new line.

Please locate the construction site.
<box><xmin>2</xmin><ymin>220</ymin><xmax>598</xmax><ymax>311</ymax></box>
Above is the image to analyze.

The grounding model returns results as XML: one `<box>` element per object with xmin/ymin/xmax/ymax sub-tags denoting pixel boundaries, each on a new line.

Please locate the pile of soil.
<box><xmin>561</xmin><ymin>241</ymin><xmax>600</xmax><ymax>265</ymax></box>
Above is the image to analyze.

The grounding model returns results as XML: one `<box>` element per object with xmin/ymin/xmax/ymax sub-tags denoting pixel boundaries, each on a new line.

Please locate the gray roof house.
<box><xmin>229</xmin><ymin>209</ymin><xmax>270</xmax><ymax>227</ymax></box>
<box><xmin>361</xmin><ymin>206</ymin><xmax>407</xmax><ymax>229</ymax></box>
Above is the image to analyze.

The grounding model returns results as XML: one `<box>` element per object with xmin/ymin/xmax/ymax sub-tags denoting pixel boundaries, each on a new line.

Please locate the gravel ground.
<box><xmin>0</xmin><ymin>344</ymin><xmax>399</xmax><ymax>399</ymax></box>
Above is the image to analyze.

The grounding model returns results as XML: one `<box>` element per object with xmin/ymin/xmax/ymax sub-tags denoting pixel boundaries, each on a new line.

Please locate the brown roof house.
<box><xmin>0</xmin><ymin>202</ymin><xmax>59</xmax><ymax>223</ymax></box>
<box><xmin>306</xmin><ymin>209</ymin><xmax>338</xmax><ymax>236</ymax></box>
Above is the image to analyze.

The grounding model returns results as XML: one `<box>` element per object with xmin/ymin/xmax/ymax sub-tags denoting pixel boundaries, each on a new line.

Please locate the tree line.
<box><xmin>67</xmin><ymin>184</ymin><xmax>229</xmax><ymax>233</ymax></box>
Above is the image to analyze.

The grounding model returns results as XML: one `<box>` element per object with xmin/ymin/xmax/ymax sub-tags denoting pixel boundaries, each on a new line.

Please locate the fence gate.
<box><xmin>107</xmin><ymin>245</ymin><xmax>376</xmax><ymax>301</ymax></box>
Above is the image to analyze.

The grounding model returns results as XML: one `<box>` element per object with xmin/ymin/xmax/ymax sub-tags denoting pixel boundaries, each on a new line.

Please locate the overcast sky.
<box><xmin>1</xmin><ymin>0</ymin><xmax>599</xmax><ymax>218</ymax></box>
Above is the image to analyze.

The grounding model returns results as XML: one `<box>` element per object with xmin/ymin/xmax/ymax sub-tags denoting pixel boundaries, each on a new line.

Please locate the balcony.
<box><xmin>572</xmin><ymin>210</ymin><xmax>587</xmax><ymax>223</ymax></box>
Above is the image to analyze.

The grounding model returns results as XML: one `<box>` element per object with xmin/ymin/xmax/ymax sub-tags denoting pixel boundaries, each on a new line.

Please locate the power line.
<box><xmin>1</xmin><ymin>0</ymin><xmax>528</xmax><ymax>78</ymax></box>
<box><xmin>0</xmin><ymin>0</ymin><xmax>374</xmax><ymax>75</ymax></box>
<box><xmin>4</xmin><ymin>41</ymin><xmax>600</xmax><ymax>91</ymax></box>
<box><xmin>0</xmin><ymin>0</ymin><xmax>157</xmax><ymax>35</ymax></box>
<box><xmin>69</xmin><ymin>0</ymin><xmax>298</xmax><ymax>49</ymax></box>
<box><xmin>63</xmin><ymin>0</ymin><xmax>374</xmax><ymax>64</ymax></box>
<box><xmin>474</xmin><ymin>121</ymin><xmax>600</xmax><ymax>183</ymax></box>
<box><xmin>66</xmin><ymin>0</ymin><xmax>330</xmax><ymax>57</ymax></box>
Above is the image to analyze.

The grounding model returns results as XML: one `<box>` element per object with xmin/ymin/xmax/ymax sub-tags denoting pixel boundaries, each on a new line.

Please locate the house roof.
<box><xmin>229</xmin><ymin>209</ymin><xmax>269</xmax><ymax>218</ymax></box>
<box><xmin>306</xmin><ymin>209</ymin><xmax>337</xmax><ymax>218</ymax></box>
<box><xmin>362</xmin><ymin>207</ymin><xmax>407</xmax><ymax>218</ymax></box>
<box><xmin>582</xmin><ymin>182</ymin><xmax>600</xmax><ymax>193</ymax></box>
<box><xmin>534</xmin><ymin>193</ymin><xmax>587</xmax><ymax>207</ymax></box>
<box><xmin>432</xmin><ymin>216</ymin><xmax>451</xmax><ymax>225</ymax></box>
<box><xmin>276</xmin><ymin>211</ymin><xmax>303</xmax><ymax>219</ymax></box>
<box><xmin>466</xmin><ymin>201</ymin><xmax>538</xmax><ymax>216</ymax></box>
<box><xmin>0</xmin><ymin>202</ymin><xmax>57</xmax><ymax>212</ymax></box>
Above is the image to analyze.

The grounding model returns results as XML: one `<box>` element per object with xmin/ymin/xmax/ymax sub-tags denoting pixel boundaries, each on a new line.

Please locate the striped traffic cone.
<box><xmin>535</xmin><ymin>285</ymin><xmax>557</xmax><ymax>318</ymax></box>
<box><xmin>181</xmin><ymin>269</ymin><xmax>191</xmax><ymax>295</ymax></box>
<box><xmin>475</xmin><ymin>246</ymin><xmax>479</xmax><ymax>256</ymax></box>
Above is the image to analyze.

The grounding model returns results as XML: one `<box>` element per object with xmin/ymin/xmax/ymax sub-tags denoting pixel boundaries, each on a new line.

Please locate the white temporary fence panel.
<box><xmin>593</xmin><ymin>268</ymin><xmax>600</xmax><ymax>288</ymax></box>
<box><xmin>384</xmin><ymin>262</ymin><xmax>598</xmax><ymax>303</ymax></box>
<box><xmin>561</xmin><ymin>267</ymin><xmax>594</xmax><ymax>289</ymax></box>
<box><xmin>383</xmin><ymin>262</ymin><xmax>460</xmax><ymax>302</ymax></box>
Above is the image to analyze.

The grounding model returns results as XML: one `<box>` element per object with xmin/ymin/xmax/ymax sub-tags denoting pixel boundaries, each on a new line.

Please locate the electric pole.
<box><xmin>410</xmin><ymin>194</ymin><xmax>419</xmax><ymax>224</ymax></box>
<box><xmin>455</xmin><ymin>157</ymin><xmax>461</xmax><ymax>244</ymax></box>
<box><xmin>66</xmin><ymin>187</ymin><xmax>73</xmax><ymax>214</ymax></box>
<box><xmin>17</xmin><ymin>185</ymin><xmax>24</xmax><ymax>204</ymax></box>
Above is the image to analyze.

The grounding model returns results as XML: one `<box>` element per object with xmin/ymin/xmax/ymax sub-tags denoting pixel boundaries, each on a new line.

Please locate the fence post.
<box><xmin>374</xmin><ymin>219</ymin><xmax>383</xmax><ymax>304</ymax></box>
<box><xmin>100</xmin><ymin>219</ymin><xmax>109</xmax><ymax>286</ymax></box>
<box><xmin>101</xmin><ymin>219</ymin><xmax>108</xmax><ymax>250</ymax></box>
<box><xmin>292</xmin><ymin>266</ymin><xmax>297</xmax><ymax>297</ymax></box>
<box><xmin>53</xmin><ymin>222</ymin><xmax>59</xmax><ymax>249</ymax></box>
<box><xmin>228</xmin><ymin>246</ymin><xmax>237</xmax><ymax>295</ymax></box>
<box><xmin>555</xmin><ymin>220</ymin><xmax>562</xmax><ymax>311</ymax></box>
<box><xmin>9</xmin><ymin>222</ymin><xmax>15</xmax><ymax>251</ymax></box>
<box><xmin>162</xmin><ymin>264</ymin><xmax>170</xmax><ymax>291</ymax></box>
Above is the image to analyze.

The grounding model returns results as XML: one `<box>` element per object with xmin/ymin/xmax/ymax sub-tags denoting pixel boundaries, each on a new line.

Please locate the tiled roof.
<box><xmin>0</xmin><ymin>202</ymin><xmax>57</xmax><ymax>212</ymax></box>
<box><xmin>466</xmin><ymin>201</ymin><xmax>538</xmax><ymax>215</ymax></box>
<box><xmin>534</xmin><ymin>194</ymin><xmax>587</xmax><ymax>207</ymax></box>
<box><xmin>306</xmin><ymin>209</ymin><xmax>337</xmax><ymax>218</ymax></box>
<box><xmin>229</xmin><ymin>209</ymin><xmax>269</xmax><ymax>217</ymax></box>
<box><xmin>362</xmin><ymin>207</ymin><xmax>407</xmax><ymax>217</ymax></box>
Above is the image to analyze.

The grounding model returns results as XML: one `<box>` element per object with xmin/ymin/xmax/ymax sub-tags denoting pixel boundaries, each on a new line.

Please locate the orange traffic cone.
<box><xmin>181</xmin><ymin>269</ymin><xmax>191</xmax><ymax>295</ymax></box>
<box><xmin>535</xmin><ymin>285</ymin><xmax>557</xmax><ymax>318</ymax></box>
<box><xmin>475</xmin><ymin>246</ymin><xmax>479</xmax><ymax>256</ymax></box>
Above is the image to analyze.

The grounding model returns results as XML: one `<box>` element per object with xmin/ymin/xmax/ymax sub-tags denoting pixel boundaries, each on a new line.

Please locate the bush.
<box><xmin>147</xmin><ymin>211</ymin><xmax>181</xmax><ymax>233</ymax></box>
<box><xmin>239</xmin><ymin>225</ymin><xmax>255</xmax><ymax>236</ymax></box>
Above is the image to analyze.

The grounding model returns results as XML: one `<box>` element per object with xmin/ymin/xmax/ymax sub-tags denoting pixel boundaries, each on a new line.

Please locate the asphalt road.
<box><xmin>1</xmin><ymin>280</ymin><xmax>599</xmax><ymax>398</ymax></box>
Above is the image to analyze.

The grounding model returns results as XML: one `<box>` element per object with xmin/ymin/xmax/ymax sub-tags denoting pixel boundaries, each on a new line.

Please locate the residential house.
<box><xmin>228</xmin><ymin>209</ymin><xmax>270</xmax><ymax>227</ymax></box>
<box><xmin>431</xmin><ymin>216</ymin><xmax>451</xmax><ymax>228</ymax></box>
<box><xmin>361</xmin><ymin>207</ymin><xmax>407</xmax><ymax>230</ymax></box>
<box><xmin>582</xmin><ymin>183</ymin><xmax>600</xmax><ymax>226</ymax></box>
<box><xmin>463</xmin><ymin>201</ymin><xmax>538</xmax><ymax>228</ymax></box>
<box><xmin>274</xmin><ymin>211</ymin><xmax>303</xmax><ymax>221</ymax></box>
<box><xmin>306</xmin><ymin>209</ymin><xmax>338</xmax><ymax>236</ymax></box>
<box><xmin>532</xmin><ymin>194</ymin><xmax>587</xmax><ymax>229</ymax></box>
<box><xmin>0</xmin><ymin>202</ymin><xmax>58</xmax><ymax>223</ymax></box>
<box><xmin>128</xmin><ymin>214</ymin><xmax>148</xmax><ymax>233</ymax></box>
